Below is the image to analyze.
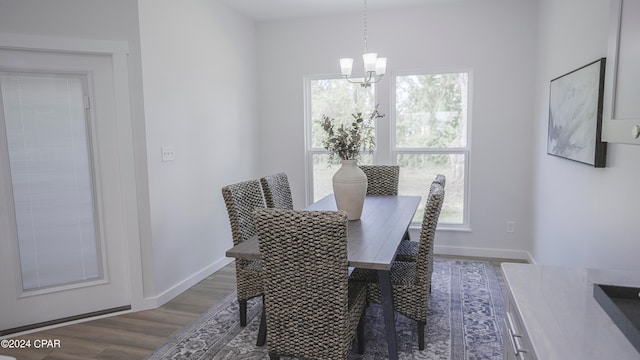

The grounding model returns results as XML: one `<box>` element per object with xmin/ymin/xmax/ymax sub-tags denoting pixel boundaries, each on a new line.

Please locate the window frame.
<box><xmin>304</xmin><ymin>69</ymin><xmax>472</xmax><ymax>231</ymax></box>
<box><xmin>303</xmin><ymin>74</ymin><xmax>378</xmax><ymax>206</ymax></box>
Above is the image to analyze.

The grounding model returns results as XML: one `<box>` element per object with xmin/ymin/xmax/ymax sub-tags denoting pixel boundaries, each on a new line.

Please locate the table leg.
<box><xmin>378</xmin><ymin>270</ymin><xmax>398</xmax><ymax>360</ymax></box>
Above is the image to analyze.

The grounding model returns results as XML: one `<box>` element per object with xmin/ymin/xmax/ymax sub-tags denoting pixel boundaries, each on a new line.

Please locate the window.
<box><xmin>394</xmin><ymin>72</ymin><xmax>470</xmax><ymax>226</ymax></box>
<box><xmin>305</xmin><ymin>71</ymin><xmax>471</xmax><ymax>228</ymax></box>
<box><xmin>305</xmin><ymin>77</ymin><xmax>375</xmax><ymax>203</ymax></box>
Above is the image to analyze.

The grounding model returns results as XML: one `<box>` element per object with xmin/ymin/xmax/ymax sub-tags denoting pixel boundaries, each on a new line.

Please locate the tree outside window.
<box><xmin>395</xmin><ymin>72</ymin><xmax>469</xmax><ymax>225</ymax></box>
<box><xmin>308</xmin><ymin>78</ymin><xmax>375</xmax><ymax>202</ymax></box>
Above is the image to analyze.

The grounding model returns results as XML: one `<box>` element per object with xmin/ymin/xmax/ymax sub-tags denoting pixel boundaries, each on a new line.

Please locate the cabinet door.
<box><xmin>504</xmin><ymin>293</ymin><xmax>536</xmax><ymax>360</ymax></box>
<box><xmin>503</xmin><ymin>317</ymin><xmax>517</xmax><ymax>360</ymax></box>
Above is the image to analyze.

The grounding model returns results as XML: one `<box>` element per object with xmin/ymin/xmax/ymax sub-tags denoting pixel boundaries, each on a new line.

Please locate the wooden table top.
<box><xmin>225</xmin><ymin>195</ymin><xmax>421</xmax><ymax>271</ymax></box>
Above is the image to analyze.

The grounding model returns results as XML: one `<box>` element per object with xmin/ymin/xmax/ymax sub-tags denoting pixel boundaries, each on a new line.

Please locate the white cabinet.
<box><xmin>503</xmin><ymin>286</ymin><xmax>536</xmax><ymax>360</ymax></box>
<box><xmin>501</xmin><ymin>263</ymin><xmax>640</xmax><ymax>360</ymax></box>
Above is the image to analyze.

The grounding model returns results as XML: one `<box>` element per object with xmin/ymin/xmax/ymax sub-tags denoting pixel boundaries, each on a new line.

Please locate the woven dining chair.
<box><xmin>350</xmin><ymin>182</ymin><xmax>444</xmax><ymax>350</ymax></box>
<box><xmin>396</xmin><ymin>174</ymin><xmax>446</xmax><ymax>262</ymax></box>
<box><xmin>253</xmin><ymin>208</ymin><xmax>368</xmax><ymax>360</ymax></box>
<box><xmin>221</xmin><ymin>179</ymin><xmax>266</xmax><ymax>327</ymax></box>
<box><xmin>360</xmin><ymin>164</ymin><xmax>408</xmax><ymax>240</ymax></box>
<box><xmin>359</xmin><ymin>165</ymin><xmax>400</xmax><ymax>196</ymax></box>
<box><xmin>433</xmin><ymin>173</ymin><xmax>446</xmax><ymax>187</ymax></box>
<box><xmin>260</xmin><ymin>172</ymin><xmax>294</xmax><ymax>210</ymax></box>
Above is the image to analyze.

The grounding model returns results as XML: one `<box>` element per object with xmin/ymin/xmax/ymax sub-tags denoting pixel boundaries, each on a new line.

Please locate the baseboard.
<box><xmin>434</xmin><ymin>244</ymin><xmax>532</xmax><ymax>262</ymax></box>
<box><xmin>526</xmin><ymin>252</ymin><xmax>537</xmax><ymax>264</ymax></box>
<box><xmin>149</xmin><ymin>257</ymin><xmax>234</xmax><ymax>308</ymax></box>
<box><xmin>0</xmin><ymin>307</ymin><xmax>135</xmax><ymax>339</ymax></box>
<box><xmin>0</xmin><ymin>258</ymin><xmax>235</xmax><ymax>338</ymax></box>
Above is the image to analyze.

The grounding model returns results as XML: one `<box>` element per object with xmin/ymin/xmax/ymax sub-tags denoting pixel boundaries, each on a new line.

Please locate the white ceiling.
<box><xmin>217</xmin><ymin>0</ymin><xmax>455</xmax><ymax>21</ymax></box>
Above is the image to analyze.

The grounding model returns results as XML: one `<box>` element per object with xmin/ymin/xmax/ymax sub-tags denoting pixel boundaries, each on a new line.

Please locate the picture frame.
<box><xmin>547</xmin><ymin>58</ymin><xmax>607</xmax><ymax>167</ymax></box>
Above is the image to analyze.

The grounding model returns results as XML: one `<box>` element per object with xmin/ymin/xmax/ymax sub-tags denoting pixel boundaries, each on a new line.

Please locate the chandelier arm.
<box><xmin>342</xmin><ymin>71</ymin><xmax>383</xmax><ymax>88</ymax></box>
<box><xmin>365</xmin><ymin>71</ymin><xmax>374</xmax><ymax>84</ymax></box>
<box><xmin>369</xmin><ymin>73</ymin><xmax>383</xmax><ymax>84</ymax></box>
<box><xmin>360</xmin><ymin>72</ymin><xmax>374</xmax><ymax>88</ymax></box>
<box><xmin>343</xmin><ymin>76</ymin><xmax>364</xmax><ymax>85</ymax></box>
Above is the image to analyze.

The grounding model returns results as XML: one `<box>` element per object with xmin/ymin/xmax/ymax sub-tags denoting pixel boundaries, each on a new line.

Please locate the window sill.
<box><xmin>410</xmin><ymin>224</ymin><xmax>471</xmax><ymax>232</ymax></box>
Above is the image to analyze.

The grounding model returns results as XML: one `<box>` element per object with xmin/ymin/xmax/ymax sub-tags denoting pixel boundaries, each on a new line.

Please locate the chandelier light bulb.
<box><xmin>362</xmin><ymin>53</ymin><xmax>378</xmax><ymax>73</ymax></box>
<box><xmin>375</xmin><ymin>58</ymin><xmax>387</xmax><ymax>76</ymax></box>
<box><xmin>340</xmin><ymin>58</ymin><xmax>354</xmax><ymax>77</ymax></box>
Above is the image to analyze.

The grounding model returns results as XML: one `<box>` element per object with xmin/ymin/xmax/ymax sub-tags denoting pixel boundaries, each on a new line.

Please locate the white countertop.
<box><xmin>501</xmin><ymin>263</ymin><xmax>640</xmax><ymax>360</ymax></box>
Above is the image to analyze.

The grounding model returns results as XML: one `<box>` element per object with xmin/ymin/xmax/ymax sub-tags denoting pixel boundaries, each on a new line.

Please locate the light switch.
<box><xmin>161</xmin><ymin>146</ymin><xmax>175</xmax><ymax>162</ymax></box>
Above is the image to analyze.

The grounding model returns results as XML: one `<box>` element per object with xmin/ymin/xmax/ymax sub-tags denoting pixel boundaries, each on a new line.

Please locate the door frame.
<box><xmin>0</xmin><ymin>34</ymin><xmax>145</xmax><ymax>328</ymax></box>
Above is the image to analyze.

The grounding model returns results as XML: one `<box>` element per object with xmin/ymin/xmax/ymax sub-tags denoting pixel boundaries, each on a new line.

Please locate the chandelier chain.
<box><xmin>363</xmin><ymin>0</ymin><xmax>368</xmax><ymax>53</ymax></box>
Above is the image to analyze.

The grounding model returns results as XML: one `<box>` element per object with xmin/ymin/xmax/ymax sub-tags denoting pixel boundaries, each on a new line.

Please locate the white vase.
<box><xmin>332</xmin><ymin>159</ymin><xmax>368</xmax><ymax>220</ymax></box>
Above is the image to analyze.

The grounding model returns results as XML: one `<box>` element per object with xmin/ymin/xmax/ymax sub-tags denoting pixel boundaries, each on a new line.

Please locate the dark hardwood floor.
<box><xmin>0</xmin><ymin>262</ymin><xmax>237</xmax><ymax>360</ymax></box>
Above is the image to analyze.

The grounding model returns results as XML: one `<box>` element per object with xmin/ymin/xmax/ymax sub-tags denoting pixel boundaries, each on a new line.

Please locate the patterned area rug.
<box><xmin>147</xmin><ymin>257</ymin><xmax>505</xmax><ymax>360</ymax></box>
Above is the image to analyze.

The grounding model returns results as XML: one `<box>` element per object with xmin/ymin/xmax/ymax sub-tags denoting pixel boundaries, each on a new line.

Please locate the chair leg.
<box><xmin>418</xmin><ymin>320</ymin><xmax>425</xmax><ymax>350</ymax></box>
<box><xmin>257</xmin><ymin>297</ymin><xmax>267</xmax><ymax>346</ymax></box>
<box><xmin>239</xmin><ymin>299</ymin><xmax>247</xmax><ymax>327</ymax></box>
<box><xmin>357</xmin><ymin>308</ymin><xmax>366</xmax><ymax>354</ymax></box>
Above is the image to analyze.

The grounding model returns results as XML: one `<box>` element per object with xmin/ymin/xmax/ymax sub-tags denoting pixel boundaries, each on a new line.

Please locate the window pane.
<box><xmin>312</xmin><ymin>154</ymin><xmax>334</xmax><ymax>202</ymax></box>
<box><xmin>397</xmin><ymin>153</ymin><xmax>465</xmax><ymax>224</ymax></box>
<box><xmin>310</xmin><ymin>78</ymin><xmax>375</xmax><ymax>149</ymax></box>
<box><xmin>396</xmin><ymin>73</ymin><xmax>468</xmax><ymax>148</ymax></box>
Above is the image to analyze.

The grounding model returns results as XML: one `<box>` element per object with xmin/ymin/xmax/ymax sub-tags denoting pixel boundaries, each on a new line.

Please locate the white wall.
<box><xmin>531</xmin><ymin>0</ymin><xmax>640</xmax><ymax>271</ymax></box>
<box><xmin>256</xmin><ymin>0</ymin><xmax>538</xmax><ymax>260</ymax></box>
<box><xmin>0</xmin><ymin>0</ymin><xmax>259</xmax><ymax>311</ymax></box>
<box><xmin>137</xmin><ymin>0</ymin><xmax>258</xmax><ymax>301</ymax></box>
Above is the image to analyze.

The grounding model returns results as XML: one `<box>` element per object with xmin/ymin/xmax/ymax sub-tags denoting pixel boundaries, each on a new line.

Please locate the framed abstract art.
<box><xmin>547</xmin><ymin>58</ymin><xmax>607</xmax><ymax>167</ymax></box>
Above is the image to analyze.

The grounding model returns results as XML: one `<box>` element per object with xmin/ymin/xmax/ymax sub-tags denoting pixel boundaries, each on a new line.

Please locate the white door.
<box><xmin>0</xmin><ymin>49</ymin><xmax>130</xmax><ymax>334</ymax></box>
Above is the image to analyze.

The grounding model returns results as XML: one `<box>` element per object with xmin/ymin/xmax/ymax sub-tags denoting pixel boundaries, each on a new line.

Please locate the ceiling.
<box><xmin>216</xmin><ymin>0</ymin><xmax>454</xmax><ymax>21</ymax></box>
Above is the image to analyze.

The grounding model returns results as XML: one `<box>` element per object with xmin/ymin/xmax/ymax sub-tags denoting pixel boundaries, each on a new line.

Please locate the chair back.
<box><xmin>359</xmin><ymin>165</ymin><xmax>399</xmax><ymax>195</ymax></box>
<box><xmin>221</xmin><ymin>179</ymin><xmax>266</xmax><ymax>245</ymax></box>
<box><xmin>260</xmin><ymin>172</ymin><xmax>294</xmax><ymax>210</ymax></box>
<box><xmin>253</xmin><ymin>208</ymin><xmax>353</xmax><ymax>359</ymax></box>
<box><xmin>415</xmin><ymin>182</ymin><xmax>445</xmax><ymax>285</ymax></box>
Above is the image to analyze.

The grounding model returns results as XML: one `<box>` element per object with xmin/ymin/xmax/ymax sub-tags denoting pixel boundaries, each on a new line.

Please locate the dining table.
<box><xmin>225</xmin><ymin>194</ymin><xmax>421</xmax><ymax>360</ymax></box>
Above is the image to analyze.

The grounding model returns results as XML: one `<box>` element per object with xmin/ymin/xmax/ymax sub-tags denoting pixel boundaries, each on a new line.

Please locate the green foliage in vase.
<box><xmin>319</xmin><ymin>106</ymin><xmax>384</xmax><ymax>161</ymax></box>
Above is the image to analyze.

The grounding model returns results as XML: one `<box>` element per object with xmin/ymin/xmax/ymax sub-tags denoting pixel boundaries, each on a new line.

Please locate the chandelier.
<box><xmin>339</xmin><ymin>0</ymin><xmax>387</xmax><ymax>88</ymax></box>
